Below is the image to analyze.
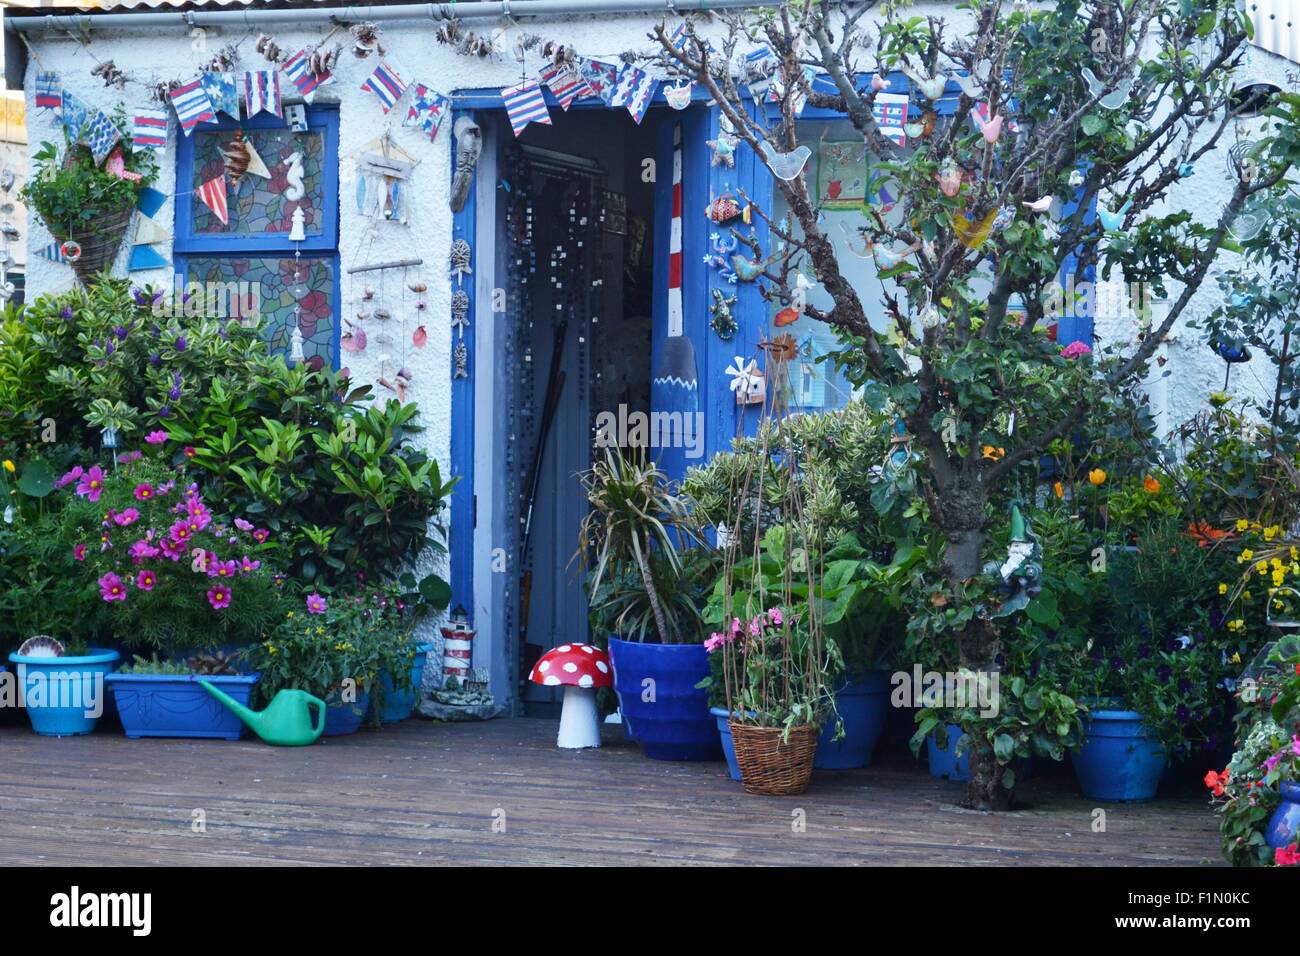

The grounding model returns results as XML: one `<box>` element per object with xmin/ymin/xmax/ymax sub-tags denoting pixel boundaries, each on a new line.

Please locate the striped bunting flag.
<box><xmin>403</xmin><ymin>83</ymin><xmax>450</xmax><ymax>142</ymax></box>
<box><xmin>38</xmin><ymin>241</ymin><xmax>68</xmax><ymax>264</ymax></box>
<box><xmin>132</xmin><ymin>107</ymin><xmax>168</xmax><ymax>152</ymax></box>
<box><xmin>360</xmin><ymin>61</ymin><xmax>407</xmax><ymax>113</ymax></box>
<box><xmin>244</xmin><ymin>70</ymin><xmax>282</xmax><ymax>118</ymax></box>
<box><xmin>539</xmin><ymin>63</ymin><xmax>583</xmax><ymax>111</ymax></box>
<box><xmin>196</xmin><ymin>173</ymin><xmax>229</xmax><ymax>226</ymax></box>
<box><xmin>35</xmin><ymin>72</ymin><xmax>61</xmax><ymax>110</ymax></box>
<box><xmin>281</xmin><ymin>50</ymin><xmax>331</xmax><ymax>103</ymax></box>
<box><xmin>169</xmin><ymin>78</ymin><xmax>216</xmax><ymax>136</ymax></box>
<box><xmin>873</xmin><ymin>92</ymin><xmax>910</xmax><ymax>147</ymax></box>
<box><xmin>501</xmin><ymin>83</ymin><xmax>550</xmax><ymax>137</ymax></box>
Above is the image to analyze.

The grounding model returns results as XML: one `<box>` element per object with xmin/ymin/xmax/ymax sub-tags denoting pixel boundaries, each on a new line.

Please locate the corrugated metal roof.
<box><xmin>1247</xmin><ymin>0</ymin><xmax>1300</xmax><ymax>65</ymax></box>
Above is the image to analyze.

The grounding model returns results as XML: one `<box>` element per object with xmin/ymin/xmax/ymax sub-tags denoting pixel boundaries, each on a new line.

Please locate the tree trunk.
<box><xmin>636</xmin><ymin>537</ymin><xmax>671</xmax><ymax>645</ymax></box>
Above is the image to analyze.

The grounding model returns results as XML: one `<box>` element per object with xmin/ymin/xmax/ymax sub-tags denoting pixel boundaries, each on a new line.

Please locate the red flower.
<box><xmin>1204</xmin><ymin>768</ymin><xmax>1230</xmax><ymax>796</ymax></box>
<box><xmin>1276</xmin><ymin>844</ymin><xmax>1300</xmax><ymax>866</ymax></box>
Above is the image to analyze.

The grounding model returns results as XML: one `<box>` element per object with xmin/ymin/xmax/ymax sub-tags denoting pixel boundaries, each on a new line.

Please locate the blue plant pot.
<box><xmin>815</xmin><ymin>670</ymin><xmax>891</xmax><ymax>769</ymax></box>
<box><xmin>709</xmin><ymin>707</ymin><xmax>763</xmax><ymax>781</ymax></box>
<box><xmin>1267</xmin><ymin>781</ymin><xmax>1300</xmax><ymax>849</ymax></box>
<box><xmin>927</xmin><ymin>723</ymin><xmax>971</xmax><ymax>781</ymax></box>
<box><xmin>609</xmin><ymin>637</ymin><xmax>721</xmax><ymax>761</ymax></box>
<box><xmin>374</xmin><ymin>642</ymin><xmax>432</xmax><ymax>724</ymax></box>
<box><xmin>1071</xmin><ymin>709</ymin><xmax>1166</xmax><ymax>801</ymax></box>
<box><xmin>7</xmin><ymin>647</ymin><xmax>120</xmax><ymax>736</ymax></box>
<box><xmin>323</xmin><ymin>690</ymin><xmax>371</xmax><ymax>737</ymax></box>
<box><xmin>106</xmin><ymin>672</ymin><xmax>260</xmax><ymax>740</ymax></box>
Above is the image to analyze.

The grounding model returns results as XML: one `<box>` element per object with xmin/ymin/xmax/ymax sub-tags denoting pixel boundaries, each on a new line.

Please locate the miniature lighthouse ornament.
<box><xmin>529</xmin><ymin>643</ymin><xmax>612</xmax><ymax>749</ymax></box>
<box><xmin>440</xmin><ymin>607</ymin><xmax>475</xmax><ymax>680</ymax></box>
<box><xmin>288</xmin><ymin>206</ymin><xmax>306</xmax><ymax>242</ymax></box>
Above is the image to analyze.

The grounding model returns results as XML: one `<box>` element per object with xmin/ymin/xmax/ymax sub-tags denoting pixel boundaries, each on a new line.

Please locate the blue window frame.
<box><xmin>173</xmin><ymin>106</ymin><xmax>341</xmax><ymax>368</ymax></box>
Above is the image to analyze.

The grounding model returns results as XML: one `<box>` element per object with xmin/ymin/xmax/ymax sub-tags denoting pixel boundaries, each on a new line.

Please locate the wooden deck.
<box><xmin>0</xmin><ymin>717</ymin><xmax>1222</xmax><ymax>866</ymax></box>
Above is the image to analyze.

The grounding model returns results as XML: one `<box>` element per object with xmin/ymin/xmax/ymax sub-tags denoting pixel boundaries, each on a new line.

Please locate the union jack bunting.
<box><xmin>281</xmin><ymin>50</ymin><xmax>331</xmax><ymax>103</ymax></box>
<box><xmin>244</xmin><ymin>70</ymin><xmax>282</xmax><ymax>118</ymax></box>
<box><xmin>501</xmin><ymin>83</ymin><xmax>551</xmax><ymax>137</ymax></box>
<box><xmin>360</xmin><ymin>61</ymin><xmax>407</xmax><ymax>113</ymax></box>
<box><xmin>196</xmin><ymin>173</ymin><xmax>228</xmax><ymax>226</ymax></box>
<box><xmin>132</xmin><ymin>108</ymin><xmax>168</xmax><ymax>152</ymax></box>
<box><xmin>35</xmin><ymin>72</ymin><xmax>61</xmax><ymax>110</ymax></box>
<box><xmin>403</xmin><ymin>83</ymin><xmax>449</xmax><ymax>142</ymax></box>
<box><xmin>84</xmin><ymin>110</ymin><xmax>122</xmax><ymax>165</ymax></box>
<box><xmin>202</xmin><ymin>72</ymin><xmax>240</xmax><ymax>118</ymax></box>
<box><xmin>539</xmin><ymin>62</ymin><xmax>583</xmax><ymax>111</ymax></box>
<box><xmin>169</xmin><ymin>78</ymin><xmax>216</xmax><ymax>136</ymax></box>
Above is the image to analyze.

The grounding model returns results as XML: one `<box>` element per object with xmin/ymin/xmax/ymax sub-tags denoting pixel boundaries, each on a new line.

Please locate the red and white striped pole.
<box><xmin>440</xmin><ymin>606</ymin><xmax>475</xmax><ymax>680</ymax></box>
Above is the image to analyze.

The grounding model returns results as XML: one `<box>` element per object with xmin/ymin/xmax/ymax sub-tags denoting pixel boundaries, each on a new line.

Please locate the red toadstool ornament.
<box><xmin>529</xmin><ymin>643</ymin><xmax>611</xmax><ymax>749</ymax></box>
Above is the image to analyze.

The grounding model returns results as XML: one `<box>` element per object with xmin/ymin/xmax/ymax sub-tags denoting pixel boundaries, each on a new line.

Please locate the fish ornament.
<box><xmin>705</xmin><ymin>193</ymin><xmax>751</xmax><ymax>227</ymax></box>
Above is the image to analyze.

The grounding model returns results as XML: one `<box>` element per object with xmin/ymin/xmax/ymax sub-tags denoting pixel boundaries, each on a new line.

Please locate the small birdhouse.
<box><xmin>737</xmin><ymin>369</ymin><xmax>765</xmax><ymax>406</ymax></box>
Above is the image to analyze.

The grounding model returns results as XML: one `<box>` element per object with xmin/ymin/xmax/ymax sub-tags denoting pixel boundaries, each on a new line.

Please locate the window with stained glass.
<box><xmin>173</xmin><ymin>108</ymin><xmax>340</xmax><ymax>368</ymax></box>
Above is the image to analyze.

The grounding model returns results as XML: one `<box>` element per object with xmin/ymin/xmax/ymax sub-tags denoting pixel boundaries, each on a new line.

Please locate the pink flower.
<box><xmin>208</xmin><ymin>559</ymin><xmax>238</xmax><ymax>580</ymax></box>
<box><xmin>1060</xmin><ymin>341</ymin><xmax>1092</xmax><ymax>360</ymax></box>
<box><xmin>207</xmin><ymin>584</ymin><xmax>232</xmax><ymax>611</ymax></box>
<box><xmin>73</xmin><ymin>543</ymin><xmax>88</xmax><ymax>561</ymax></box>
<box><xmin>76</xmin><ymin>465</ymin><xmax>107</xmax><ymax>503</ymax></box>
<box><xmin>157</xmin><ymin>479</ymin><xmax>176</xmax><ymax>495</ymax></box>
<box><xmin>99</xmin><ymin>572</ymin><xmax>127</xmax><ymax>602</ymax></box>
<box><xmin>704</xmin><ymin>633</ymin><xmax>726</xmax><ymax>653</ymax></box>
<box><xmin>116</xmin><ymin>450</ymin><xmax>142</xmax><ymax>464</ymax></box>
<box><xmin>730</xmin><ymin>617</ymin><xmax>742</xmax><ymax>635</ymax></box>
<box><xmin>56</xmin><ymin>465</ymin><xmax>84</xmax><ymax>489</ymax></box>
<box><xmin>252</xmin><ymin>528</ymin><xmax>270</xmax><ymax>543</ymax></box>
<box><xmin>136</xmin><ymin>569</ymin><xmax>157</xmax><ymax>591</ymax></box>
<box><xmin>239</xmin><ymin>555</ymin><xmax>261</xmax><ymax>574</ymax></box>
<box><xmin>1276</xmin><ymin>843</ymin><xmax>1300</xmax><ymax>866</ymax></box>
<box><xmin>749</xmin><ymin>616</ymin><xmax>762</xmax><ymax>636</ymax></box>
<box><xmin>1265</xmin><ymin>752</ymin><xmax>1283</xmax><ymax>772</ymax></box>
<box><xmin>144</xmin><ymin>430</ymin><xmax>168</xmax><ymax>445</ymax></box>
<box><xmin>767</xmin><ymin>607</ymin><xmax>784</xmax><ymax>626</ymax></box>
<box><xmin>235</xmin><ymin>518</ymin><xmax>254</xmax><ymax>532</ymax></box>
<box><xmin>113</xmin><ymin>508</ymin><xmax>141</xmax><ymax>527</ymax></box>
<box><xmin>129</xmin><ymin>539</ymin><xmax>161</xmax><ymax>563</ymax></box>
<box><xmin>134</xmin><ymin>483</ymin><xmax>154</xmax><ymax>501</ymax></box>
<box><xmin>168</xmin><ymin>521</ymin><xmax>193</xmax><ymax>545</ymax></box>
<box><xmin>185</xmin><ymin>510</ymin><xmax>212</xmax><ymax>534</ymax></box>
<box><xmin>305</xmin><ymin>593</ymin><xmax>327</xmax><ymax>615</ymax></box>
<box><xmin>183</xmin><ymin>446</ymin><xmax>196</xmax><ymax>458</ymax></box>
<box><xmin>160</xmin><ymin>537</ymin><xmax>184</xmax><ymax>561</ymax></box>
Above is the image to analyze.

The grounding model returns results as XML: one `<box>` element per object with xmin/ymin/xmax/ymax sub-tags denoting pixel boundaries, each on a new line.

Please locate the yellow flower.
<box><xmin>315</xmin><ymin>626</ymin><xmax>324</xmax><ymax>635</ymax></box>
<box><xmin>1241</xmin><ymin>549</ymin><xmax>1254</xmax><ymax>562</ymax></box>
<box><xmin>286</xmin><ymin>611</ymin><xmax>294</xmax><ymax>619</ymax></box>
<box><xmin>981</xmin><ymin>445</ymin><xmax>1005</xmax><ymax>460</ymax></box>
<box><xmin>1244</xmin><ymin>591</ymin><xmax>1252</xmax><ymax>600</ymax></box>
<box><xmin>1265</xmin><ymin>525</ymin><xmax>1279</xmax><ymax>541</ymax></box>
<box><xmin>1256</xmin><ymin>560</ymin><xmax>1269</xmax><ymax>574</ymax></box>
<box><xmin>1272</xmin><ymin>557</ymin><xmax>1284</xmax><ymax>570</ymax></box>
<box><xmin>1088</xmin><ymin>468</ymin><xmax>1107</xmax><ymax>486</ymax></box>
<box><xmin>1230</xmin><ymin>652</ymin><xmax>1242</xmax><ymax>664</ymax></box>
<box><xmin>1237</xmin><ymin>519</ymin><xmax>1250</xmax><ymax>532</ymax></box>
<box><xmin>1</xmin><ymin>460</ymin><xmax>13</xmax><ymax>473</ymax></box>
<box><xmin>1290</xmin><ymin>546</ymin><xmax>1298</xmax><ymax>561</ymax></box>
<box><xmin>1219</xmin><ymin>583</ymin><xmax>1229</xmax><ymax>595</ymax></box>
<box><xmin>1274</xmin><ymin>570</ymin><xmax>1286</xmax><ymax>587</ymax></box>
<box><xmin>1228</xmin><ymin>619</ymin><xmax>1245</xmax><ymax>632</ymax></box>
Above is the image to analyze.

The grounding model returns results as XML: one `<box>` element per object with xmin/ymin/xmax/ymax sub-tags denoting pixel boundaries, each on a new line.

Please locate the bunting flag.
<box><xmin>170</xmin><ymin>78</ymin><xmax>217</xmax><ymax>136</ymax></box>
<box><xmin>132</xmin><ymin>107</ymin><xmax>168</xmax><ymax>151</ymax></box>
<box><xmin>873</xmin><ymin>92</ymin><xmax>910</xmax><ymax>147</ymax></box>
<box><xmin>360</xmin><ymin>61</ymin><xmax>407</xmax><ymax>113</ymax></box>
<box><xmin>281</xmin><ymin>49</ymin><xmax>331</xmax><ymax>103</ymax></box>
<box><xmin>60</xmin><ymin>90</ymin><xmax>88</xmax><ymax>139</ymax></box>
<box><xmin>84</xmin><ymin>111</ymin><xmax>122</xmax><ymax>165</ymax></box>
<box><xmin>501</xmin><ymin>82</ymin><xmax>550</xmax><ymax>137</ymax></box>
<box><xmin>244</xmin><ymin>70</ymin><xmax>282</xmax><ymax>118</ymax></box>
<box><xmin>539</xmin><ymin>62</ymin><xmax>583</xmax><ymax>111</ymax></box>
<box><xmin>35</xmin><ymin>72</ymin><xmax>61</xmax><ymax>110</ymax></box>
<box><xmin>133</xmin><ymin>214</ymin><xmax>171</xmax><ymax>246</ymax></box>
<box><xmin>196</xmin><ymin>173</ymin><xmax>229</xmax><ymax>225</ymax></box>
<box><xmin>403</xmin><ymin>84</ymin><xmax>450</xmax><ymax>142</ymax></box>
<box><xmin>128</xmin><ymin>246</ymin><xmax>171</xmax><ymax>272</ymax></box>
<box><xmin>618</xmin><ymin>68</ymin><xmax>658</xmax><ymax>125</ymax></box>
<box><xmin>38</xmin><ymin>242</ymin><xmax>68</xmax><ymax>264</ymax></box>
<box><xmin>766</xmin><ymin>64</ymin><xmax>817</xmax><ymax>116</ymax></box>
<box><xmin>576</xmin><ymin>58</ymin><xmax>620</xmax><ymax>105</ymax></box>
<box><xmin>202</xmin><ymin>72</ymin><xmax>241</xmax><ymax>118</ymax></box>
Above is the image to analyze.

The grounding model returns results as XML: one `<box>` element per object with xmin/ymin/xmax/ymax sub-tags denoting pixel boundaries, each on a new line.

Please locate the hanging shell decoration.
<box><xmin>451</xmin><ymin>289</ymin><xmax>471</xmax><ymax>338</ymax></box>
<box><xmin>450</xmin><ymin>239</ymin><xmax>473</xmax><ymax>286</ymax></box>
<box><xmin>256</xmin><ymin>33</ymin><xmax>284</xmax><ymax>63</ymax></box>
<box><xmin>413</xmin><ymin>325</ymin><xmax>428</xmax><ymax>348</ymax></box>
<box><xmin>308</xmin><ymin>44</ymin><xmax>341</xmax><ymax>76</ymax></box>
<box><xmin>351</xmin><ymin>22</ymin><xmax>386</xmax><ymax>58</ymax></box>
<box><xmin>341</xmin><ymin>319</ymin><xmax>367</xmax><ymax>354</ymax></box>
<box><xmin>201</xmin><ymin>44</ymin><xmax>240</xmax><ymax>73</ymax></box>
<box><xmin>373</xmin><ymin>308</ymin><xmax>392</xmax><ymax>321</ymax></box>
<box><xmin>151</xmin><ymin>79</ymin><xmax>182</xmax><ymax>104</ymax></box>
<box><xmin>453</xmin><ymin>341</ymin><xmax>470</xmax><ymax>379</ymax></box>
<box><xmin>91</xmin><ymin>60</ymin><xmax>127</xmax><ymax>89</ymax></box>
<box><xmin>220</xmin><ymin>130</ymin><xmax>252</xmax><ymax>187</ymax></box>
<box><xmin>409</xmin><ymin>281</ymin><xmax>428</xmax><ymax>294</ymax></box>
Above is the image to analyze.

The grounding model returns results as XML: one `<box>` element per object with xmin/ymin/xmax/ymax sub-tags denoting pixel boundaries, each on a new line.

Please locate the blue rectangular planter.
<box><xmin>105</xmin><ymin>672</ymin><xmax>260</xmax><ymax>740</ymax></box>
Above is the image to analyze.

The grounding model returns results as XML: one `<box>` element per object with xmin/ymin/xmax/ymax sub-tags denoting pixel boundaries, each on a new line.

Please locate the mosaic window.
<box><xmin>184</xmin><ymin>256</ymin><xmax>336</xmax><ymax>371</ymax></box>
<box><xmin>189</xmin><ymin>128</ymin><xmax>326</xmax><ymax>237</ymax></box>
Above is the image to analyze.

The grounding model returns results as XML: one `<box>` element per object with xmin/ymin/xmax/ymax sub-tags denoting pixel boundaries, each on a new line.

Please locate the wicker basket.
<box><xmin>61</xmin><ymin>204</ymin><xmax>136</xmax><ymax>286</ymax></box>
<box><xmin>729</xmin><ymin>720</ymin><xmax>819</xmax><ymax>796</ymax></box>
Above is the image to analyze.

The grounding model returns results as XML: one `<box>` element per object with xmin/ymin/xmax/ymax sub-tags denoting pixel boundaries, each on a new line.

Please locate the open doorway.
<box><xmin>486</xmin><ymin>105</ymin><xmax>667</xmax><ymax>711</ymax></box>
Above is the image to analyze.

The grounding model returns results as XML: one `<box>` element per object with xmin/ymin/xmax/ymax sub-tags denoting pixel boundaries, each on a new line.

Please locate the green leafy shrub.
<box><xmin>20</xmin><ymin>128</ymin><xmax>157</xmax><ymax>241</ymax></box>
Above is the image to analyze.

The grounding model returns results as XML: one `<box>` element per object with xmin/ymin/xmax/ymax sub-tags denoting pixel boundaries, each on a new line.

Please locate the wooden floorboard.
<box><xmin>0</xmin><ymin>717</ymin><xmax>1222</xmax><ymax>866</ymax></box>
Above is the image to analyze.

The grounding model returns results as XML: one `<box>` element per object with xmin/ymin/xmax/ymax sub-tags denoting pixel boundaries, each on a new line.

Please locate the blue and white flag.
<box><xmin>202</xmin><ymin>72</ymin><xmax>240</xmax><ymax>118</ymax></box>
<box><xmin>501</xmin><ymin>83</ymin><xmax>550</xmax><ymax>137</ymax></box>
<box><xmin>244</xmin><ymin>70</ymin><xmax>282</xmax><ymax>118</ymax></box>
<box><xmin>84</xmin><ymin>110</ymin><xmax>122</xmax><ymax>165</ymax></box>
<box><xmin>576</xmin><ymin>58</ymin><xmax>620</xmax><ymax>105</ymax></box>
<box><xmin>35</xmin><ymin>72</ymin><xmax>61</xmax><ymax>110</ymax></box>
<box><xmin>169</xmin><ymin>78</ymin><xmax>216</xmax><ymax>136</ymax></box>
<box><xmin>611</xmin><ymin>67</ymin><xmax>658</xmax><ymax>125</ymax></box>
<box><xmin>360</xmin><ymin>61</ymin><xmax>407</xmax><ymax>114</ymax></box>
<box><xmin>281</xmin><ymin>49</ymin><xmax>331</xmax><ymax>103</ymax></box>
<box><xmin>60</xmin><ymin>90</ymin><xmax>88</xmax><ymax>139</ymax></box>
<box><xmin>404</xmin><ymin>83</ymin><xmax>449</xmax><ymax>142</ymax></box>
<box><xmin>38</xmin><ymin>241</ymin><xmax>68</xmax><ymax>264</ymax></box>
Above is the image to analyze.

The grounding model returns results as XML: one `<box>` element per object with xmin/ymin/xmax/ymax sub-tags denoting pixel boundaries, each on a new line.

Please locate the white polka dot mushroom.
<box><xmin>528</xmin><ymin>643</ymin><xmax>612</xmax><ymax>749</ymax></box>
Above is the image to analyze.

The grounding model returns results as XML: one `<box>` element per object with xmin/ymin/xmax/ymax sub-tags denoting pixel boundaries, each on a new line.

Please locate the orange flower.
<box><xmin>1186</xmin><ymin>522</ymin><xmax>1231</xmax><ymax>547</ymax></box>
<box><xmin>1053</xmin><ymin>481</ymin><xmax>1064</xmax><ymax>498</ymax></box>
<box><xmin>1143</xmin><ymin>475</ymin><xmax>1161</xmax><ymax>493</ymax></box>
<box><xmin>1088</xmin><ymin>468</ymin><xmax>1106</xmax><ymax>486</ymax></box>
<box><xmin>1204</xmin><ymin>768</ymin><xmax>1230</xmax><ymax>796</ymax></box>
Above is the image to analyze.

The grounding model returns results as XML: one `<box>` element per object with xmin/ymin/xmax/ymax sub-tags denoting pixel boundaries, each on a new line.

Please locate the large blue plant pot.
<box><xmin>1267</xmin><ymin>781</ymin><xmax>1300</xmax><ymax>849</ymax></box>
<box><xmin>927</xmin><ymin>723</ymin><xmax>972</xmax><ymax>781</ymax></box>
<box><xmin>374</xmin><ymin>642</ymin><xmax>432</xmax><ymax>723</ymax></box>
<box><xmin>1071</xmin><ymin>709</ymin><xmax>1166</xmax><ymax>801</ymax></box>
<box><xmin>7</xmin><ymin>647</ymin><xmax>120</xmax><ymax>736</ymax></box>
<box><xmin>106</xmin><ymin>672</ymin><xmax>259</xmax><ymax>740</ymax></box>
<box><xmin>815</xmin><ymin>671</ymin><xmax>891</xmax><ymax>769</ymax></box>
<box><xmin>323</xmin><ymin>690</ymin><xmax>371</xmax><ymax>737</ymax></box>
<box><xmin>609</xmin><ymin>638</ymin><xmax>721</xmax><ymax>761</ymax></box>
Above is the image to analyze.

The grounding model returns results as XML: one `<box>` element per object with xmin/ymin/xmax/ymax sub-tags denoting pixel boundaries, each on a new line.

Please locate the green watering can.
<box><xmin>200</xmin><ymin>681</ymin><xmax>327</xmax><ymax>746</ymax></box>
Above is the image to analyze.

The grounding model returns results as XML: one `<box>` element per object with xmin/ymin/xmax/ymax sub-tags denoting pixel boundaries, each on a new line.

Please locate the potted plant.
<box><xmin>21</xmin><ymin>121</ymin><xmax>157</xmax><ymax>286</ymax></box>
<box><xmin>577</xmin><ymin>448</ymin><xmax>719</xmax><ymax>761</ymax></box>
<box><xmin>250</xmin><ymin>587</ymin><xmax>415</xmax><ymax>736</ymax></box>
<box><xmin>106</xmin><ymin>650</ymin><xmax>258</xmax><ymax>740</ymax></box>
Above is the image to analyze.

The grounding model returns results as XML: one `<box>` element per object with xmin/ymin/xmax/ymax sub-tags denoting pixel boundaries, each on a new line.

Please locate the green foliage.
<box><xmin>20</xmin><ymin>130</ymin><xmax>157</xmax><ymax>240</ymax></box>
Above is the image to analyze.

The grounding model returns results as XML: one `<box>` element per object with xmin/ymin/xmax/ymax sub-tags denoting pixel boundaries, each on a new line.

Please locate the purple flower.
<box><xmin>60</xmin><ymin>306</ymin><xmax>73</xmax><ymax>319</ymax></box>
<box><xmin>252</xmin><ymin>528</ymin><xmax>270</xmax><ymax>543</ymax></box>
<box><xmin>136</xmin><ymin>569</ymin><xmax>157</xmax><ymax>591</ymax></box>
<box><xmin>114</xmin><ymin>325</ymin><xmax>128</xmax><ymax>341</ymax></box>
<box><xmin>148</xmin><ymin>353</ymin><xmax>162</xmax><ymax>368</ymax></box>
<box><xmin>76</xmin><ymin>465</ymin><xmax>107</xmax><ymax>503</ymax></box>
<box><xmin>160</xmin><ymin>537</ymin><xmax>184</xmax><ymax>562</ymax></box>
<box><xmin>174</xmin><ymin>335</ymin><xmax>188</xmax><ymax>353</ymax></box>
<box><xmin>113</xmin><ymin>508</ymin><xmax>141</xmax><ymax>527</ymax></box>
<box><xmin>239</xmin><ymin>555</ymin><xmax>261</xmax><ymax>574</ymax></box>
<box><xmin>129</xmin><ymin>539</ymin><xmax>161</xmax><ymax>563</ymax></box>
<box><xmin>306</xmin><ymin>593</ymin><xmax>327</xmax><ymax>615</ymax></box>
<box><xmin>144</xmin><ymin>430</ymin><xmax>168</xmax><ymax>445</ymax></box>
<box><xmin>56</xmin><ymin>465</ymin><xmax>84</xmax><ymax>489</ymax></box>
<box><xmin>73</xmin><ymin>543</ymin><xmax>88</xmax><ymax>561</ymax></box>
<box><xmin>207</xmin><ymin>584</ymin><xmax>232</xmax><ymax>611</ymax></box>
<box><xmin>208</xmin><ymin>559</ymin><xmax>238</xmax><ymax>580</ymax></box>
<box><xmin>235</xmin><ymin>518</ymin><xmax>254</xmax><ymax>532</ymax></box>
<box><xmin>157</xmin><ymin>406</ymin><xmax>172</xmax><ymax>419</ymax></box>
<box><xmin>99</xmin><ymin>572</ymin><xmax>127</xmax><ymax>603</ymax></box>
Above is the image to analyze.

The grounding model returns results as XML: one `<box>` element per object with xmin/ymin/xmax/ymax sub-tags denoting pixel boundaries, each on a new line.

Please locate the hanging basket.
<box><xmin>60</xmin><ymin>205</ymin><xmax>136</xmax><ymax>286</ymax></box>
<box><xmin>729</xmin><ymin>720</ymin><xmax>819</xmax><ymax>796</ymax></box>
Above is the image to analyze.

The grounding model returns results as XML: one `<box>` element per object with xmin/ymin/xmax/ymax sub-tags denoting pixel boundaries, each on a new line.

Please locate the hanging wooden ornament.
<box><xmin>453</xmin><ymin>341</ymin><xmax>469</xmax><ymax>379</ymax></box>
<box><xmin>355</xmin><ymin>134</ymin><xmax>417</xmax><ymax>223</ymax></box>
<box><xmin>451</xmin><ymin>289</ymin><xmax>470</xmax><ymax>339</ymax></box>
<box><xmin>220</xmin><ymin>130</ymin><xmax>270</xmax><ymax>187</ymax></box>
<box><xmin>449</xmin><ymin>239</ymin><xmax>472</xmax><ymax>286</ymax></box>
